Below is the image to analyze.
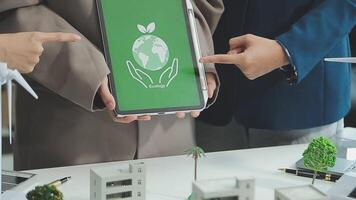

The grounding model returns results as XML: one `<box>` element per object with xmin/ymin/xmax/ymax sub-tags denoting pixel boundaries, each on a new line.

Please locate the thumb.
<box><xmin>99</xmin><ymin>78</ymin><xmax>116</xmax><ymax>110</ymax></box>
<box><xmin>37</xmin><ymin>32</ymin><xmax>81</xmax><ymax>43</ymax></box>
<box><xmin>206</xmin><ymin>73</ymin><xmax>216</xmax><ymax>98</ymax></box>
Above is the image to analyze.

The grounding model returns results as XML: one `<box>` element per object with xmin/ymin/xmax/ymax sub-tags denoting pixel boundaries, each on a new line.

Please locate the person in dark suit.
<box><xmin>197</xmin><ymin>0</ymin><xmax>356</xmax><ymax>150</ymax></box>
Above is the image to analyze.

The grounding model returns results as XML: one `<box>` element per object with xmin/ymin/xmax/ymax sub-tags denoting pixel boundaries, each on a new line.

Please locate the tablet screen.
<box><xmin>98</xmin><ymin>0</ymin><xmax>204</xmax><ymax>114</ymax></box>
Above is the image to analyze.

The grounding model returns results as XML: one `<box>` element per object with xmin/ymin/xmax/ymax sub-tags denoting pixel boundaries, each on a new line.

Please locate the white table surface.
<box><xmin>10</xmin><ymin>144</ymin><xmax>335</xmax><ymax>200</ymax></box>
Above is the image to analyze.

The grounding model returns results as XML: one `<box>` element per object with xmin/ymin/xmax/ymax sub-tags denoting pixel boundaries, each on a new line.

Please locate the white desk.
<box><xmin>11</xmin><ymin>144</ymin><xmax>334</xmax><ymax>200</ymax></box>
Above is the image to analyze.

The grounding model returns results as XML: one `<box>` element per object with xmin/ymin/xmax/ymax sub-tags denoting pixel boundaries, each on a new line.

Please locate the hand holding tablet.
<box><xmin>99</xmin><ymin>73</ymin><xmax>216</xmax><ymax>123</ymax></box>
<box><xmin>97</xmin><ymin>0</ymin><xmax>211</xmax><ymax>118</ymax></box>
<box><xmin>98</xmin><ymin>77</ymin><xmax>152</xmax><ymax>123</ymax></box>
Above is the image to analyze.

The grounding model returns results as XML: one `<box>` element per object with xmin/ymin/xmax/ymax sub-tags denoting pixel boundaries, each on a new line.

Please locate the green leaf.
<box><xmin>185</xmin><ymin>146</ymin><xmax>206</xmax><ymax>159</ymax></box>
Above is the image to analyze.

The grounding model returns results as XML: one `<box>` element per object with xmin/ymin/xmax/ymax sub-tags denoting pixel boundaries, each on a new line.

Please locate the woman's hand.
<box><xmin>99</xmin><ymin>76</ymin><xmax>151</xmax><ymax>123</ymax></box>
<box><xmin>0</xmin><ymin>32</ymin><xmax>81</xmax><ymax>73</ymax></box>
<box><xmin>98</xmin><ymin>73</ymin><xmax>217</xmax><ymax>122</ymax></box>
<box><xmin>176</xmin><ymin>72</ymin><xmax>217</xmax><ymax>118</ymax></box>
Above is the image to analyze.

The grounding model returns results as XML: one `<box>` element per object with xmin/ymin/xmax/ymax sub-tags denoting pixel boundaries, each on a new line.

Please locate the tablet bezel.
<box><xmin>96</xmin><ymin>0</ymin><xmax>206</xmax><ymax>116</ymax></box>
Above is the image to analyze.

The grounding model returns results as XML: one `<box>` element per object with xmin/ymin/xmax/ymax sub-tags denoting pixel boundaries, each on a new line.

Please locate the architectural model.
<box><xmin>275</xmin><ymin>185</ymin><xmax>328</xmax><ymax>200</ymax></box>
<box><xmin>328</xmin><ymin>172</ymin><xmax>356</xmax><ymax>200</ymax></box>
<box><xmin>90</xmin><ymin>162</ymin><xmax>145</xmax><ymax>200</ymax></box>
<box><xmin>191</xmin><ymin>177</ymin><xmax>255</xmax><ymax>200</ymax></box>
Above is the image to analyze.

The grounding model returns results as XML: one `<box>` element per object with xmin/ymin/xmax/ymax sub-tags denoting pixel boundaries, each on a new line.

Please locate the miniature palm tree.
<box><xmin>303</xmin><ymin>136</ymin><xmax>337</xmax><ymax>185</ymax></box>
<box><xmin>186</xmin><ymin>146</ymin><xmax>206</xmax><ymax>200</ymax></box>
<box><xmin>26</xmin><ymin>185</ymin><xmax>63</xmax><ymax>200</ymax></box>
<box><xmin>185</xmin><ymin>146</ymin><xmax>206</xmax><ymax>181</ymax></box>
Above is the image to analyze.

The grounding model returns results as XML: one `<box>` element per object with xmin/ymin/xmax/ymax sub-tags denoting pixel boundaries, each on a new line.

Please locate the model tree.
<box><xmin>26</xmin><ymin>185</ymin><xmax>63</xmax><ymax>200</ymax></box>
<box><xmin>303</xmin><ymin>136</ymin><xmax>337</xmax><ymax>185</ymax></box>
<box><xmin>185</xmin><ymin>146</ymin><xmax>206</xmax><ymax>181</ymax></box>
<box><xmin>186</xmin><ymin>146</ymin><xmax>206</xmax><ymax>200</ymax></box>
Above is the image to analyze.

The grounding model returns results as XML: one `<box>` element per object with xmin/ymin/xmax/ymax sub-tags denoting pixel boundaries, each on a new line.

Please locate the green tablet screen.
<box><xmin>99</xmin><ymin>0</ymin><xmax>204</xmax><ymax>114</ymax></box>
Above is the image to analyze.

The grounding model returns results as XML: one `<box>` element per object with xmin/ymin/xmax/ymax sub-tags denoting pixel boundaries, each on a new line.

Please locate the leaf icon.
<box><xmin>146</xmin><ymin>22</ymin><xmax>156</xmax><ymax>33</ymax></box>
<box><xmin>137</xmin><ymin>24</ymin><xmax>147</xmax><ymax>33</ymax></box>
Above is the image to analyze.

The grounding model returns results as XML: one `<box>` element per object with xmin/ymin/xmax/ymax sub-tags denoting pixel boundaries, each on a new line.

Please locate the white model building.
<box><xmin>90</xmin><ymin>162</ymin><xmax>145</xmax><ymax>200</ymax></box>
<box><xmin>328</xmin><ymin>172</ymin><xmax>356</xmax><ymax>200</ymax></box>
<box><xmin>192</xmin><ymin>177</ymin><xmax>255</xmax><ymax>200</ymax></box>
<box><xmin>275</xmin><ymin>185</ymin><xmax>328</xmax><ymax>200</ymax></box>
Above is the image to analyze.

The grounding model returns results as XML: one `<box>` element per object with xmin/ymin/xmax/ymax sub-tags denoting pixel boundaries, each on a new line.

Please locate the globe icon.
<box><xmin>132</xmin><ymin>35</ymin><xmax>170</xmax><ymax>71</ymax></box>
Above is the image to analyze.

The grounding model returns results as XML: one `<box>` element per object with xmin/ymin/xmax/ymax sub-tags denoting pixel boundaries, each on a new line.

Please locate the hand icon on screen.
<box><xmin>127</xmin><ymin>58</ymin><xmax>179</xmax><ymax>88</ymax></box>
<box><xmin>159</xmin><ymin>58</ymin><xmax>179</xmax><ymax>87</ymax></box>
<box><xmin>127</xmin><ymin>60</ymin><xmax>154</xmax><ymax>88</ymax></box>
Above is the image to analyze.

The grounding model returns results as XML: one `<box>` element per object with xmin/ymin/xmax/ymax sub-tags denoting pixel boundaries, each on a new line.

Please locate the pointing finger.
<box><xmin>200</xmin><ymin>54</ymin><xmax>236</xmax><ymax>64</ymax></box>
<box><xmin>37</xmin><ymin>32</ymin><xmax>81</xmax><ymax>43</ymax></box>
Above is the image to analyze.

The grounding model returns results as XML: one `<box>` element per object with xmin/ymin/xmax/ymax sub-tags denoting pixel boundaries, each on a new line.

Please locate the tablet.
<box><xmin>97</xmin><ymin>0</ymin><xmax>208</xmax><ymax>116</ymax></box>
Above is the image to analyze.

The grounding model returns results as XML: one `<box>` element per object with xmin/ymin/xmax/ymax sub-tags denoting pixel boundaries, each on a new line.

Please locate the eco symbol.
<box><xmin>127</xmin><ymin>22</ymin><xmax>179</xmax><ymax>88</ymax></box>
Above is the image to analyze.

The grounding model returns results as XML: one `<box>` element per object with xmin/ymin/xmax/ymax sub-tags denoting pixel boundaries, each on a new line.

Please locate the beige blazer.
<box><xmin>0</xmin><ymin>0</ymin><xmax>223</xmax><ymax>170</ymax></box>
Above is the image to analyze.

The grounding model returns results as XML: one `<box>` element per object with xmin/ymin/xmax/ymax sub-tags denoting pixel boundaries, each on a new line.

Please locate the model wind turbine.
<box><xmin>0</xmin><ymin>62</ymin><xmax>38</xmax><ymax>194</ymax></box>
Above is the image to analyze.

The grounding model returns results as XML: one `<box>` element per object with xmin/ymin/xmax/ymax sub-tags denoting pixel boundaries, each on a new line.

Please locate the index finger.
<box><xmin>37</xmin><ymin>32</ymin><xmax>81</xmax><ymax>43</ymax></box>
<box><xmin>200</xmin><ymin>54</ymin><xmax>236</xmax><ymax>64</ymax></box>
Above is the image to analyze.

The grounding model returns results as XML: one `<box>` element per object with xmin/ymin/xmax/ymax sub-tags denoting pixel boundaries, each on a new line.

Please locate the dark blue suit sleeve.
<box><xmin>277</xmin><ymin>0</ymin><xmax>356</xmax><ymax>83</ymax></box>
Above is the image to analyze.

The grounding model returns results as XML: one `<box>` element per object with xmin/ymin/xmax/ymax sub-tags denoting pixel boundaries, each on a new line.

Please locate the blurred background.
<box><xmin>2</xmin><ymin>28</ymin><xmax>356</xmax><ymax>171</ymax></box>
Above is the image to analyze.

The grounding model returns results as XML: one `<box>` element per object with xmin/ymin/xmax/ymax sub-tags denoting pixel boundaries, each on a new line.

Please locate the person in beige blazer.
<box><xmin>0</xmin><ymin>0</ymin><xmax>224</xmax><ymax>170</ymax></box>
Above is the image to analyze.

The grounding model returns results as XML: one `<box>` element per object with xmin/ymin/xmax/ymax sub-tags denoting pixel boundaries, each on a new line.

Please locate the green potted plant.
<box><xmin>185</xmin><ymin>146</ymin><xmax>206</xmax><ymax>200</ymax></box>
<box><xmin>303</xmin><ymin>136</ymin><xmax>337</xmax><ymax>185</ymax></box>
<box><xmin>275</xmin><ymin>137</ymin><xmax>336</xmax><ymax>199</ymax></box>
